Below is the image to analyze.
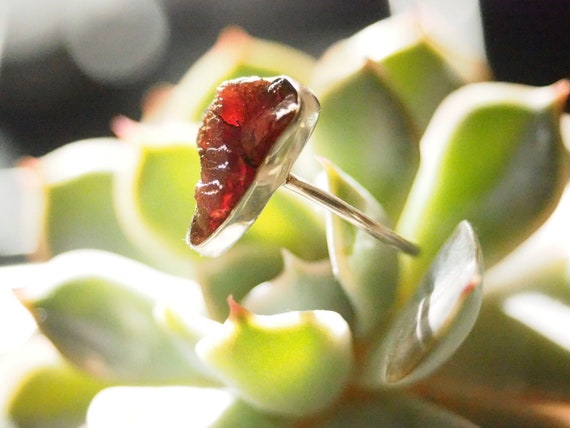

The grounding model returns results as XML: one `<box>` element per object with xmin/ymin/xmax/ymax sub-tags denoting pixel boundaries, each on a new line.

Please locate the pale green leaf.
<box><xmin>397</xmin><ymin>81</ymin><xmax>570</xmax><ymax>299</ymax></box>
<box><xmin>309</xmin><ymin>13</ymin><xmax>489</xmax><ymax>218</ymax></box>
<box><xmin>113</xmin><ymin>132</ymin><xmax>200</xmax><ymax>277</ymax></box>
<box><xmin>145</xmin><ymin>27</ymin><xmax>315</xmax><ymax>123</ymax></box>
<box><xmin>6</xmin><ymin>363</ymin><xmax>109</xmax><ymax>428</ymax></box>
<box><xmin>196</xmin><ymin>300</ymin><xmax>353</xmax><ymax>417</ymax></box>
<box><xmin>15</xmin><ymin>250</ymin><xmax>215</xmax><ymax>384</ymax></box>
<box><xmin>429</xmin><ymin>236</ymin><xmax>570</xmax><ymax>404</ymax></box>
<box><xmin>242</xmin><ymin>250</ymin><xmax>353</xmax><ymax>324</ymax></box>
<box><xmin>312</xmin><ymin>13</ymin><xmax>489</xmax><ymax>132</ymax></box>
<box><xmin>359</xmin><ymin>221</ymin><xmax>483</xmax><ymax>388</ymax></box>
<box><xmin>322</xmin><ymin>161</ymin><xmax>398</xmax><ymax>338</ymax></box>
<box><xmin>309</xmin><ymin>64</ymin><xmax>418</xmax><ymax>219</ymax></box>
<box><xmin>318</xmin><ymin>392</ymin><xmax>476</xmax><ymax>427</ymax></box>
<box><xmin>195</xmin><ymin>243</ymin><xmax>284</xmax><ymax>322</ymax></box>
<box><xmin>32</xmin><ymin>138</ymin><xmax>147</xmax><ymax>263</ymax></box>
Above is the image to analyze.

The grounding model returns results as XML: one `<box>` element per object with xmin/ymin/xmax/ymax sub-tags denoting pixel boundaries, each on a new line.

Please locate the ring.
<box><xmin>187</xmin><ymin>75</ymin><xmax>420</xmax><ymax>257</ymax></box>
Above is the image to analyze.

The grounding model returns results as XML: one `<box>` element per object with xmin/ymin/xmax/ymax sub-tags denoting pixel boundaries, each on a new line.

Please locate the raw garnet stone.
<box><xmin>190</xmin><ymin>77</ymin><xmax>299</xmax><ymax>246</ymax></box>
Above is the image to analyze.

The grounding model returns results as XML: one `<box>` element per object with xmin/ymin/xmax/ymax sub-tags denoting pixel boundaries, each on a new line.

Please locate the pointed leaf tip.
<box><xmin>242</xmin><ymin>250</ymin><xmax>354</xmax><ymax>322</ymax></box>
<box><xmin>227</xmin><ymin>295</ymin><xmax>251</xmax><ymax>322</ymax></box>
<box><xmin>196</xmin><ymin>308</ymin><xmax>353</xmax><ymax>417</ymax></box>
<box><xmin>361</xmin><ymin>221</ymin><xmax>483</xmax><ymax>388</ymax></box>
<box><xmin>322</xmin><ymin>160</ymin><xmax>399</xmax><ymax>338</ymax></box>
<box><xmin>397</xmin><ymin>80</ymin><xmax>570</xmax><ymax>295</ymax></box>
<box><xmin>16</xmin><ymin>250</ymin><xmax>213</xmax><ymax>383</ymax></box>
<box><xmin>552</xmin><ymin>79</ymin><xmax>570</xmax><ymax>106</ymax></box>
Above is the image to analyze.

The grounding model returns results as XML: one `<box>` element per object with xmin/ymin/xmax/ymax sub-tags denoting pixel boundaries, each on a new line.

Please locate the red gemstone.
<box><xmin>190</xmin><ymin>77</ymin><xmax>299</xmax><ymax>246</ymax></box>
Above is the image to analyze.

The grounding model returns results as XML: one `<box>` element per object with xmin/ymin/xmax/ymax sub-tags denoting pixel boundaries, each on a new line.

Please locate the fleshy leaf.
<box><xmin>28</xmin><ymin>138</ymin><xmax>146</xmax><ymax>263</ymax></box>
<box><xmin>322</xmin><ymin>161</ymin><xmax>399</xmax><ymax>339</ymax></box>
<box><xmin>309</xmin><ymin>61</ymin><xmax>418</xmax><ymax>219</ymax></box>
<box><xmin>196</xmin><ymin>299</ymin><xmax>353</xmax><ymax>417</ymax></box>
<box><xmin>190</xmin><ymin>200</ymin><xmax>326</xmax><ymax>322</ymax></box>
<box><xmin>1</xmin><ymin>335</ymin><xmax>64</xmax><ymax>426</ymax></box>
<box><xmin>317</xmin><ymin>392</ymin><xmax>476</xmax><ymax>428</ymax></box>
<box><xmin>144</xmin><ymin>26</ymin><xmax>315</xmax><ymax>123</ymax></box>
<box><xmin>115</xmin><ymin>127</ymin><xmax>326</xmax><ymax>282</ymax></box>
<box><xmin>242</xmin><ymin>250</ymin><xmax>354</xmax><ymax>324</ymax></box>
<box><xmin>421</xmin><ymin>291</ymin><xmax>570</xmax><ymax>427</ymax></box>
<box><xmin>246</xmin><ymin>189</ymin><xmax>327</xmax><ymax>261</ymax></box>
<box><xmin>397</xmin><ymin>80</ymin><xmax>570</xmax><ymax>300</ymax></box>
<box><xmin>87</xmin><ymin>386</ymin><xmax>289</xmax><ymax>428</ymax></box>
<box><xmin>359</xmin><ymin>221</ymin><xmax>483</xmax><ymax>388</ymax></box>
<box><xmin>6</xmin><ymin>363</ymin><xmax>109</xmax><ymax>428</ymax></box>
<box><xmin>312</xmin><ymin>13</ymin><xmax>489</xmax><ymax>132</ymax></box>
<box><xmin>14</xmin><ymin>250</ymin><xmax>216</xmax><ymax>384</ymax></box>
<box><xmin>154</xmin><ymin>301</ymin><xmax>223</xmax><ymax>380</ymax></box>
<box><xmin>195</xmin><ymin>243</ymin><xmax>284</xmax><ymax>322</ymax></box>
<box><xmin>113</xmin><ymin>133</ymin><xmax>200</xmax><ymax>276</ymax></box>
<box><xmin>423</xmin><ymin>219</ymin><xmax>570</xmax><ymax>424</ymax></box>
<box><xmin>309</xmin><ymin>13</ymin><xmax>488</xmax><ymax>218</ymax></box>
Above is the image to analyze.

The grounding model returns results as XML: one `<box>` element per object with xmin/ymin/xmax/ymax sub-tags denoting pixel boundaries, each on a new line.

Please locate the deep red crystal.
<box><xmin>190</xmin><ymin>77</ymin><xmax>299</xmax><ymax>245</ymax></box>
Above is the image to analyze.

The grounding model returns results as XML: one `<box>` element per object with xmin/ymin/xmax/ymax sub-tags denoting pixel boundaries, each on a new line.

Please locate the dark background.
<box><xmin>1</xmin><ymin>0</ymin><xmax>569</xmax><ymax>163</ymax></box>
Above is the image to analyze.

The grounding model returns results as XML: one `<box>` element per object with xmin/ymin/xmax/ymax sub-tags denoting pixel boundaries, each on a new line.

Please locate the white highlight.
<box><xmin>388</xmin><ymin>0</ymin><xmax>486</xmax><ymax>60</ymax></box>
<box><xmin>0</xmin><ymin>167</ymin><xmax>42</xmax><ymax>256</ymax></box>
<box><xmin>87</xmin><ymin>387</ymin><xmax>235</xmax><ymax>428</ymax></box>
<box><xmin>0</xmin><ymin>282</ymin><xmax>37</xmax><ymax>354</ymax></box>
<box><xmin>503</xmin><ymin>292</ymin><xmax>570</xmax><ymax>352</ymax></box>
<box><xmin>63</xmin><ymin>0</ymin><xmax>169</xmax><ymax>84</ymax></box>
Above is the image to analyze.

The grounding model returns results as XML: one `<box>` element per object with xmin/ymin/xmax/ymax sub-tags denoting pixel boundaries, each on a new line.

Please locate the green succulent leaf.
<box><xmin>87</xmin><ymin>386</ymin><xmax>289</xmax><ymax>428</ymax></box>
<box><xmin>426</xmin><ymin>223</ymin><xmax>570</xmax><ymax>421</ymax></box>
<box><xmin>154</xmin><ymin>300</ymin><xmax>223</xmax><ymax>381</ymax></box>
<box><xmin>114</xmin><ymin>135</ymin><xmax>200</xmax><ymax>276</ymax></box>
<box><xmin>196</xmin><ymin>299</ymin><xmax>353</xmax><ymax>417</ymax></box>
<box><xmin>195</xmin><ymin>243</ymin><xmax>285</xmax><ymax>322</ymax></box>
<box><xmin>6</xmin><ymin>363</ymin><xmax>109</xmax><ymax>428</ymax></box>
<box><xmin>318</xmin><ymin>392</ymin><xmax>476</xmax><ymax>428</ymax></box>
<box><xmin>359</xmin><ymin>221</ymin><xmax>483</xmax><ymax>388</ymax></box>
<box><xmin>15</xmin><ymin>250</ymin><xmax>215</xmax><ymax>384</ymax></box>
<box><xmin>313</xmin><ymin>13</ymin><xmax>489</xmax><ymax>133</ymax></box>
<box><xmin>246</xmin><ymin>189</ymin><xmax>328</xmax><ymax>261</ymax></box>
<box><xmin>145</xmin><ymin>26</ymin><xmax>315</xmax><ymax>123</ymax></box>
<box><xmin>192</xmin><ymin>200</ymin><xmax>327</xmax><ymax>322</ymax></box>
<box><xmin>114</xmin><ymin>132</ymin><xmax>326</xmax><ymax>291</ymax></box>
<box><xmin>31</xmin><ymin>138</ymin><xmax>146</xmax><ymax>262</ymax></box>
<box><xmin>431</xmin><ymin>292</ymin><xmax>570</xmax><ymax>427</ymax></box>
<box><xmin>242</xmin><ymin>250</ymin><xmax>354</xmax><ymax>324</ymax></box>
<box><xmin>322</xmin><ymin>161</ymin><xmax>398</xmax><ymax>338</ymax></box>
<box><xmin>397</xmin><ymin>80</ymin><xmax>570</xmax><ymax>300</ymax></box>
<box><xmin>309</xmin><ymin>13</ymin><xmax>489</xmax><ymax>219</ymax></box>
<box><xmin>309</xmin><ymin>62</ymin><xmax>418</xmax><ymax>219</ymax></box>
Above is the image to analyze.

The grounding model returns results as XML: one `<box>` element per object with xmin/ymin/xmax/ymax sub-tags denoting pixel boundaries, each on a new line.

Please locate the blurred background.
<box><xmin>0</xmin><ymin>0</ymin><xmax>569</xmax><ymax>265</ymax></box>
<box><xmin>0</xmin><ymin>0</ymin><xmax>385</xmax><ymax>163</ymax></box>
<box><xmin>1</xmin><ymin>0</ymin><xmax>569</xmax><ymax>165</ymax></box>
<box><xmin>0</xmin><ymin>0</ymin><xmax>570</xmax><ymax>166</ymax></box>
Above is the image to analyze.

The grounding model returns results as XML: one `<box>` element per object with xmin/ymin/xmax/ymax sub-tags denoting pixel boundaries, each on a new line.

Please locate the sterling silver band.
<box><xmin>284</xmin><ymin>173</ymin><xmax>420</xmax><ymax>256</ymax></box>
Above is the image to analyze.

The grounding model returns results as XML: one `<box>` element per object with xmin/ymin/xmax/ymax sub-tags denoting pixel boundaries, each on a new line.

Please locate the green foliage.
<box><xmin>7</xmin><ymin>364</ymin><xmax>109</xmax><ymax>428</ymax></box>
<box><xmin>323</xmin><ymin>161</ymin><xmax>399</xmax><ymax>338</ymax></box>
<box><xmin>396</xmin><ymin>81</ymin><xmax>569</xmax><ymax>299</ymax></box>
<box><xmin>2</xmin><ymin>12</ymin><xmax>570</xmax><ymax>428</ymax></box>
<box><xmin>196</xmin><ymin>300</ymin><xmax>353</xmax><ymax>416</ymax></box>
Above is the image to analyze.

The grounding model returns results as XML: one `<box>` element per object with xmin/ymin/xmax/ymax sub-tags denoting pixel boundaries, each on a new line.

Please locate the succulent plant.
<box><xmin>2</xmin><ymin>13</ymin><xmax>570</xmax><ymax>427</ymax></box>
